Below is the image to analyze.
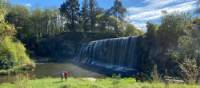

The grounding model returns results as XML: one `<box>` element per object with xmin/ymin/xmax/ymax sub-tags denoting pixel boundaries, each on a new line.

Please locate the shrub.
<box><xmin>0</xmin><ymin>8</ymin><xmax>34</xmax><ymax>72</ymax></box>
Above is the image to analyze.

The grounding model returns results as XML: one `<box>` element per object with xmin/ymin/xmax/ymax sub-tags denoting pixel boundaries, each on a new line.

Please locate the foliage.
<box><xmin>89</xmin><ymin>0</ymin><xmax>97</xmax><ymax>32</ymax></box>
<box><xmin>167</xmin><ymin>34</ymin><xmax>200</xmax><ymax>84</ymax></box>
<box><xmin>5</xmin><ymin>5</ymin><xmax>30</xmax><ymax>40</ymax></box>
<box><xmin>3</xmin><ymin>1</ymin><xmax>131</xmax><ymax>59</ymax></box>
<box><xmin>155</xmin><ymin>13</ymin><xmax>192</xmax><ymax>73</ymax></box>
<box><xmin>136</xmin><ymin>22</ymin><xmax>158</xmax><ymax>81</ymax></box>
<box><xmin>124</xmin><ymin>24</ymin><xmax>143</xmax><ymax>36</ymax></box>
<box><xmin>0</xmin><ymin>37</ymin><xmax>29</xmax><ymax>68</ymax></box>
<box><xmin>157</xmin><ymin>13</ymin><xmax>192</xmax><ymax>49</ymax></box>
<box><xmin>60</xmin><ymin>0</ymin><xmax>80</xmax><ymax>32</ymax></box>
<box><xmin>110</xmin><ymin>0</ymin><xmax>126</xmax><ymax>21</ymax></box>
<box><xmin>138</xmin><ymin>13</ymin><xmax>199</xmax><ymax>83</ymax></box>
<box><xmin>0</xmin><ymin>7</ymin><xmax>34</xmax><ymax>71</ymax></box>
<box><xmin>157</xmin><ymin>14</ymin><xmax>197</xmax><ymax>83</ymax></box>
<box><xmin>81</xmin><ymin>0</ymin><xmax>90</xmax><ymax>32</ymax></box>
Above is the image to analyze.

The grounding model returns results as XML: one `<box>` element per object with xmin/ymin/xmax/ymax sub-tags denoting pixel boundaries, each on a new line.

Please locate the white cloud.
<box><xmin>144</xmin><ymin>0</ymin><xmax>174</xmax><ymax>4</ymax></box>
<box><xmin>128</xmin><ymin>1</ymin><xmax>195</xmax><ymax>21</ymax></box>
<box><xmin>25</xmin><ymin>3</ymin><xmax>32</xmax><ymax>7</ymax></box>
<box><xmin>127</xmin><ymin>0</ymin><xmax>177</xmax><ymax>14</ymax></box>
<box><xmin>143</xmin><ymin>0</ymin><xmax>176</xmax><ymax>8</ymax></box>
<box><xmin>126</xmin><ymin>0</ymin><xmax>196</xmax><ymax>31</ymax></box>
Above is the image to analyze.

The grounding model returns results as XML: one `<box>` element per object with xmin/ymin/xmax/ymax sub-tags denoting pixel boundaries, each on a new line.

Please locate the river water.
<box><xmin>34</xmin><ymin>62</ymin><xmax>104</xmax><ymax>78</ymax></box>
<box><xmin>0</xmin><ymin>61</ymin><xmax>104</xmax><ymax>83</ymax></box>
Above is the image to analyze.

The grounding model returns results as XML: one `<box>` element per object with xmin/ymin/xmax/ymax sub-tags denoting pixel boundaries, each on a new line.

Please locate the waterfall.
<box><xmin>75</xmin><ymin>36</ymin><xmax>139</xmax><ymax>72</ymax></box>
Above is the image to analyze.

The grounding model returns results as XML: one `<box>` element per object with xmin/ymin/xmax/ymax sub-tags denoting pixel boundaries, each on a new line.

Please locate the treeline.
<box><xmin>3</xmin><ymin>0</ymin><xmax>143</xmax><ymax>58</ymax></box>
<box><xmin>5</xmin><ymin>0</ymin><xmax>143</xmax><ymax>41</ymax></box>
<box><xmin>137</xmin><ymin>13</ymin><xmax>200</xmax><ymax>84</ymax></box>
<box><xmin>0</xmin><ymin>0</ymin><xmax>34</xmax><ymax>74</ymax></box>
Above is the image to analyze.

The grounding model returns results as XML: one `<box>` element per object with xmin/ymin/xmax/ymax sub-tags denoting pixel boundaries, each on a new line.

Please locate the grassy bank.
<box><xmin>0</xmin><ymin>77</ymin><xmax>199</xmax><ymax>88</ymax></box>
<box><xmin>0</xmin><ymin>64</ymin><xmax>35</xmax><ymax>75</ymax></box>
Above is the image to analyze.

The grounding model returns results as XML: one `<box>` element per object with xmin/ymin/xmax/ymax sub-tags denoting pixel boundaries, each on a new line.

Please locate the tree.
<box><xmin>110</xmin><ymin>0</ymin><xmax>126</xmax><ymax>33</ymax></box>
<box><xmin>124</xmin><ymin>24</ymin><xmax>143</xmax><ymax>36</ymax></box>
<box><xmin>30</xmin><ymin>9</ymin><xmax>44</xmax><ymax>39</ymax></box>
<box><xmin>146</xmin><ymin>22</ymin><xmax>158</xmax><ymax>38</ymax></box>
<box><xmin>110</xmin><ymin>0</ymin><xmax>126</xmax><ymax>21</ymax></box>
<box><xmin>167</xmin><ymin>35</ymin><xmax>200</xmax><ymax>84</ymax></box>
<box><xmin>145</xmin><ymin>22</ymin><xmax>158</xmax><ymax>61</ymax></box>
<box><xmin>155</xmin><ymin>13</ymin><xmax>194</xmax><ymax>79</ymax></box>
<box><xmin>97</xmin><ymin>14</ymin><xmax>123</xmax><ymax>33</ymax></box>
<box><xmin>6</xmin><ymin>5</ymin><xmax>30</xmax><ymax>40</ymax></box>
<box><xmin>0</xmin><ymin>9</ymin><xmax>15</xmax><ymax>38</ymax></box>
<box><xmin>96</xmin><ymin>12</ymin><xmax>125</xmax><ymax>34</ymax></box>
<box><xmin>43</xmin><ymin>9</ymin><xmax>62</xmax><ymax>35</ymax></box>
<box><xmin>89</xmin><ymin>0</ymin><xmax>97</xmax><ymax>32</ymax></box>
<box><xmin>137</xmin><ymin>22</ymin><xmax>158</xmax><ymax>80</ymax></box>
<box><xmin>81</xmin><ymin>0</ymin><xmax>90</xmax><ymax>32</ymax></box>
<box><xmin>0</xmin><ymin>7</ymin><xmax>34</xmax><ymax>70</ymax></box>
<box><xmin>157</xmin><ymin>13</ymin><xmax>192</xmax><ymax>50</ymax></box>
<box><xmin>60</xmin><ymin>0</ymin><xmax>80</xmax><ymax>32</ymax></box>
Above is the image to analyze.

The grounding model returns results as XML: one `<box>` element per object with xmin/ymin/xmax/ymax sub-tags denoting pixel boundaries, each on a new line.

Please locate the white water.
<box><xmin>75</xmin><ymin>36</ymin><xmax>139</xmax><ymax>69</ymax></box>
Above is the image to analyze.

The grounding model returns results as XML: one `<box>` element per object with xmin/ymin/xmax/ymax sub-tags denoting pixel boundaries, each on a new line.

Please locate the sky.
<box><xmin>8</xmin><ymin>0</ymin><xmax>197</xmax><ymax>31</ymax></box>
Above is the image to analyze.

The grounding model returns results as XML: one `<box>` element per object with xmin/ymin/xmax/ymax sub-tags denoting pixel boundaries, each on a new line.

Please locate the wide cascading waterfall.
<box><xmin>75</xmin><ymin>36</ymin><xmax>139</xmax><ymax>72</ymax></box>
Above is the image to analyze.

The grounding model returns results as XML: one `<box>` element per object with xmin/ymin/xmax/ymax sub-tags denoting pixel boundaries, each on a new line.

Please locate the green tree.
<box><xmin>6</xmin><ymin>5</ymin><xmax>30</xmax><ymax>40</ymax></box>
<box><xmin>156</xmin><ymin>13</ymin><xmax>193</xmax><ymax>78</ymax></box>
<box><xmin>110</xmin><ymin>0</ymin><xmax>126</xmax><ymax>21</ymax></box>
<box><xmin>167</xmin><ymin>35</ymin><xmax>200</xmax><ymax>84</ymax></box>
<box><xmin>60</xmin><ymin>0</ymin><xmax>80</xmax><ymax>32</ymax></box>
<box><xmin>89</xmin><ymin>0</ymin><xmax>97</xmax><ymax>32</ymax></box>
<box><xmin>146</xmin><ymin>22</ymin><xmax>158</xmax><ymax>38</ymax></box>
<box><xmin>157</xmin><ymin>13</ymin><xmax>192</xmax><ymax>50</ymax></box>
<box><xmin>124</xmin><ymin>24</ymin><xmax>143</xmax><ymax>36</ymax></box>
<box><xmin>30</xmin><ymin>9</ymin><xmax>44</xmax><ymax>39</ymax></box>
<box><xmin>96</xmin><ymin>12</ymin><xmax>124</xmax><ymax>35</ymax></box>
<box><xmin>110</xmin><ymin>0</ymin><xmax>126</xmax><ymax>33</ymax></box>
<box><xmin>0</xmin><ymin>7</ymin><xmax>33</xmax><ymax>70</ymax></box>
<box><xmin>43</xmin><ymin>9</ymin><xmax>62</xmax><ymax>35</ymax></box>
<box><xmin>81</xmin><ymin>0</ymin><xmax>90</xmax><ymax>32</ymax></box>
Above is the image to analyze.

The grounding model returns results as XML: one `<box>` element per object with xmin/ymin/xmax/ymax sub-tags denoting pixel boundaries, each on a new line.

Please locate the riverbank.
<box><xmin>0</xmin><ymin>64</ymin><xmax>35</xmax><ymax>75</ymax></box>
<box><xmin>0</xmin><ymin>77</ymin><xmax>199</xmax><ymax>88</ymax></box>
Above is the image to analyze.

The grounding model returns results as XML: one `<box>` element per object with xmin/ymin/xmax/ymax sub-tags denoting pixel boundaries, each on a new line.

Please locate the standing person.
<box><xmin>61</xmin><ymin>71</ymin><xmax>69</xmax><ymax>81</ymax></box>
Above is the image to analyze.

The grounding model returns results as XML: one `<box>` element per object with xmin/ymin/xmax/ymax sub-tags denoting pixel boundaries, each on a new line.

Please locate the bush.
<box><xmin>0</xmin><ymin>8</ymin><xmax>34</xmax><ymax>72</ymax></box>
<box><xmin>0</xmin><ymin>37</ymin><xmax>34</xmax><ymax>69</ymax></box>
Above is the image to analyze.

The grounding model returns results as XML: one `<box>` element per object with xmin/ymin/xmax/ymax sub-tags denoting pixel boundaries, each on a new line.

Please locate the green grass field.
<box><xmin>0</xmin><ymin>77</ymin><xmax>199</xmax><ymax>88</ymax></box>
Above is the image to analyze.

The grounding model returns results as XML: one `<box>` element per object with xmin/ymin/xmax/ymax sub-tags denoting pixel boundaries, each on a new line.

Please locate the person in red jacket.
<box><xmin>61</xmin><ymin>71</ymin><xmax>69</xmax><ymax>81</ymax></box>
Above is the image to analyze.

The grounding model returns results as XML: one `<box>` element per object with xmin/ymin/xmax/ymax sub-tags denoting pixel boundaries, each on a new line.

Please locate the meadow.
<box><xmin>0</xmin><ymin>77</ymin><xmax>199</xmax><ymax>88</ymax></box>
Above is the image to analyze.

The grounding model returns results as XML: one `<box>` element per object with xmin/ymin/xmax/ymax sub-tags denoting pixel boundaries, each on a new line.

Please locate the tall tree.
<box><xmin>89</xmin><ymin>0</ymin><xmax>97</xmax><ymax>32</ymax></box>
<box><xmin>110</xmin><ymin>0</ymin><xmax>126</xmax><ymax>21</ymax></box>
<box><xmin>5</xmin><ymin>5</ymin><xmax>30</xmax><ymax>40</ymax></box>
<box><xmin>110</xmin><ymin>0</ymin><xmax>126</xmax><ymax>33</ymax></box>
<box><xmin>81</xmin><ymin>0</ymin><xmax>90</xmax><ymax>32</ymax></box>
<box><xmin>30</xmin><ymin>9</ymin><xmax>44</xmax><ymax>39</ymax></box>
<box><xmin>60</xmin><ymin>0</ymin><xmax>80</xmax><ymax>32</ymax></box>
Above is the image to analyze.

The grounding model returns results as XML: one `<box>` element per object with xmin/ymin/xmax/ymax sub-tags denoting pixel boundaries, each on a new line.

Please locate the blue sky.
<box><xmin>9</xmin><ymin>0</ymin><xmax>197</xmax><ymax>31</ymax></box>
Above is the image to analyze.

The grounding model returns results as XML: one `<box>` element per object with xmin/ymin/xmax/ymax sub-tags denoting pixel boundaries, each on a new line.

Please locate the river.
<box><xmin>0</xmin><ymin>61</ymin><xmax>104</xmax><ymax>83</ymax></box>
